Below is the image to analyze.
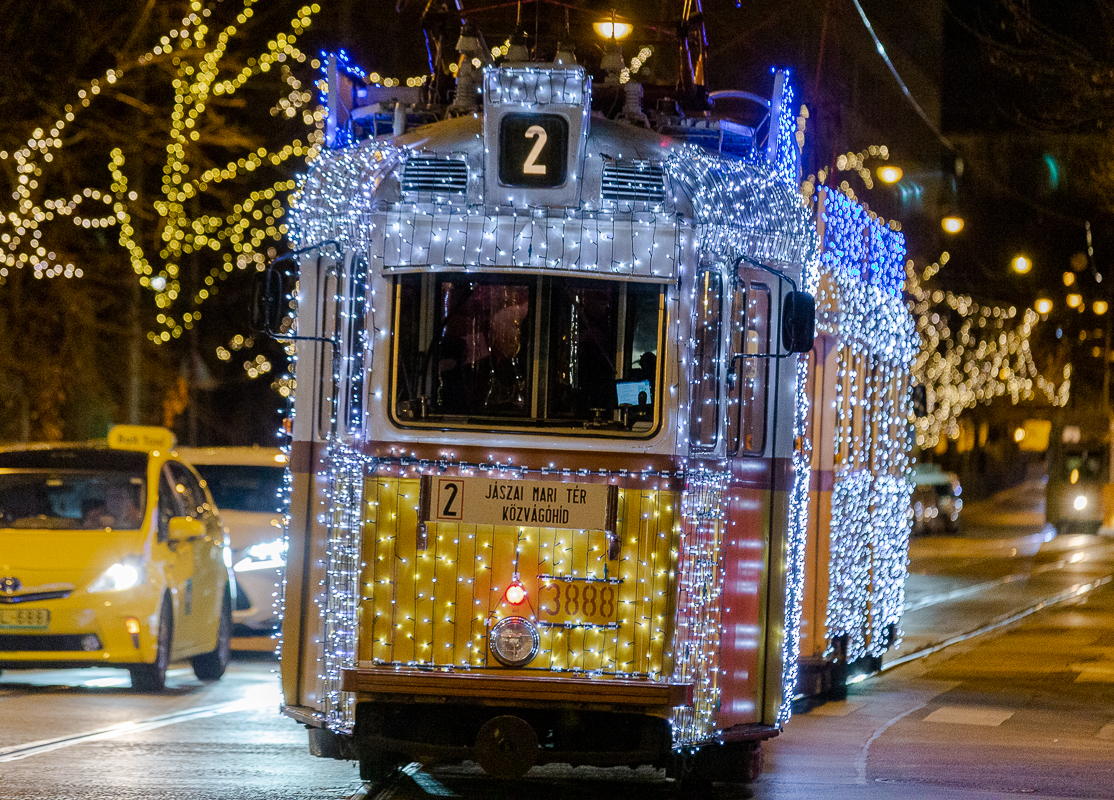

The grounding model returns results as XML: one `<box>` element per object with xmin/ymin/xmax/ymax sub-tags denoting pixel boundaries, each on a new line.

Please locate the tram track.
<box><xmin>888</xmin><ymin>531</ymin><xmax>1114</xmax><ymax>672</ymax></box>
<box><xmin>903</xmin><ymin>531</ymin><xmax>1114</xmax><ymax>612</ymax></box>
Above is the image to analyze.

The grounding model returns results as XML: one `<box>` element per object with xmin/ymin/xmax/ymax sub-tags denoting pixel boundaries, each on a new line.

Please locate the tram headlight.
<box><xmin>489</xmin><ymin>616</ymin><xmax>539</xmax><ymax>668</ymax></box>
<box><xmin>234</xmin><ymin>538</ymin><xmax>288</xmax><ymax>572</ymax></box>
<box><xmin>1074</xmin><ymin>494</ymin><xmax>1088</xmax><ymax>511</ymax></box>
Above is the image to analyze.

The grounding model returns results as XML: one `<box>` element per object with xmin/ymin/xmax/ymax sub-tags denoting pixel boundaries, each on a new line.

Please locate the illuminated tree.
<box><xmin>906</xmin><ymin>253</ymin><xmax>1071</xmax><ymax>449</ymax></box>
<box><xmin>0</xmin><ymin>0</ymin><xmax>322</xmax><ymax>441</ymax></box>
<box><xmin>804</xmin><ymin>145</ymin><xmax>1072</xmax><ymax>450</ymax></box>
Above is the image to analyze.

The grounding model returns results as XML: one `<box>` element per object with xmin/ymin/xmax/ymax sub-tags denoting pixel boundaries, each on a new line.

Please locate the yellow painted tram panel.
<box><xmin>357</xmin><ymin>476</ymin><xmax>678</xmax><ymax>678</ymax></box>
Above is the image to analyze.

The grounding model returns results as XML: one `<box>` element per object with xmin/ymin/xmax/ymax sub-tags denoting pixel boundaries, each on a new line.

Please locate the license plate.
<box><xmin>0</xmin><ymin>607</ymin><xmax>50</xmax><ymax>630</ymax></box>
<box><xmin>536</xmin><ymin>579</ymin><xmax>619</xmax><ymax>628</ymax></box>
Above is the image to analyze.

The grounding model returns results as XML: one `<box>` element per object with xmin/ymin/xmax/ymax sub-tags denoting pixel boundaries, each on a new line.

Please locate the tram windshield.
<box><xmin>1061</xmin><ymin>447</ymin><xmax>1107</xmax><ymax>483</ymax></box>
<box><xmin>393</xmin><ymin>272</ymin><xmax>663</xmax><ymax>434</ymax></box>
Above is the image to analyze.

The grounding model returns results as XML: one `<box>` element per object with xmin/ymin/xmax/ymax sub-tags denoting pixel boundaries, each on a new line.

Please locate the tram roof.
<box><xmin>288</xmin><ymin>117</ymin><xmax>817</xmax><ymax>272</ymax></box>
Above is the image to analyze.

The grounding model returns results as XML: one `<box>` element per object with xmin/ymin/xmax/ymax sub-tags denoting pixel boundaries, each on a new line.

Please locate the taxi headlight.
<box><xmin>88</xmin><ymin>560</ymin><xmax>146</xmax><ymax>593</ymax></box>
<box><xmin>234</xmin><ymin>538</ymin><xmax>288</xmax><ymax>573</ymax></box>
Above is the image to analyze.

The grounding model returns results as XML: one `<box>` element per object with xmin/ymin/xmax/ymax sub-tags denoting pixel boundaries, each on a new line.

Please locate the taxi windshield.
<box><xmin>0</xmin><ymin>471</ymin><xmax>147</xmax><ymax>530</ymax></box>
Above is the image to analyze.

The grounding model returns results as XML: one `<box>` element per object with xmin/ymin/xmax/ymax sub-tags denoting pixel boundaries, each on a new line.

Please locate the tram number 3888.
<box><xmin>537</xmin><ymin>580</ymin><xmax>617</xmax><ymax>627</ymax></box>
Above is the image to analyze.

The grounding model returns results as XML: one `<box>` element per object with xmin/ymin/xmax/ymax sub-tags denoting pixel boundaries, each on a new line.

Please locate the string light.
<box><xmin>0</xmin><ymin>0</ymin><xmax>321</xmax><ymax>355</ymax></box>
<box><xmin>908</xmin><ymin>255</ymin><xmax>1070</xmax><ymax>449</ymax></box>
<box><xmin>812</xmin><ymin>188</ymin><xmax>916</xmax><ymax>665</ymax></box>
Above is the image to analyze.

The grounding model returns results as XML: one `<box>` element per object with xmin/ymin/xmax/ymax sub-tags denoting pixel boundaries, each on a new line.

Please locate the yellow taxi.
<box><xmin>0</xmin><ymin>426</ymin><xmax>233</xmax><ymax>690</ymax></box>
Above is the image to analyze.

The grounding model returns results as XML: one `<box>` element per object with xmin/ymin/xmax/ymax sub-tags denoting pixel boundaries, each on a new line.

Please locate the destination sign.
<box><xmin>421</xmin><ymin>476</ymin><xmax>615</xmax><ymax>531</ymax></box>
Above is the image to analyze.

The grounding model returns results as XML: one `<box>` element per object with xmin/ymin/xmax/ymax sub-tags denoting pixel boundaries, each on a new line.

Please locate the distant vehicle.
<box><xmin>1047</xmin><ymin>407</ymin><xmax>1111</xmax><ymax>535</ymax></box>
<box><xmin>910</xmin><ymin>463</ymin><xmax>962</xmax><ymax>535</ymax></box>
<box><xmin>177</xmin><ymin>446</ymin><xmax>286</xmax><ymax>640</ymax></box>
<box><xmin>0</xmin><ymin>426</ymin><xmax>233</xmax><ymax>689</ymax></box>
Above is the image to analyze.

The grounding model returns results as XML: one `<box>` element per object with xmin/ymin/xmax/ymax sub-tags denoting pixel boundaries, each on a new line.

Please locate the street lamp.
<box><xmin>1067</xmin><ymin>293</ymin><xmax>1083</xmax><ymax>309</ymax></box>
<box><xmin>593</xmin><ymin>20</ymin><xmax>633</xmax><ymax>40</ymax></box>
<box><xmin>877</xmin><ymin>165</ymin><xmax>903</xmax><ymax>184</ymax></box>
<box><xmin>1035</xmin><ymin>297</ymin><xmax>1053</xmax><ymax>315</ymax></box>
<box><xmin>941</xmin><ymin>215</ymin><xmax>964</xmax><ymax>234</ymax></box>
<box><xmin>1012</xmin><ymin>255</ymin><xmax>1032</xmax><ymax>274</ymax></box>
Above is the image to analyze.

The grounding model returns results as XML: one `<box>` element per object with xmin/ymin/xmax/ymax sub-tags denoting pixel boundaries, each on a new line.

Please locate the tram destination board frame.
<box><xmin>419</xmin><ymin>475</ymin><xmax>618</xmax><ymax>532</ymax></box>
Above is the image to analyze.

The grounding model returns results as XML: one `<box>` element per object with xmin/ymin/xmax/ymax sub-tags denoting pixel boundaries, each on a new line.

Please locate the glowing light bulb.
<box><xmin>1012</xmin><ymin>255</ymin><xmax>1032</xmax><ymax>274</ymax></box>
<box><xmin>506</xmin><ymin>582</ymin><xmax>526</xmax><ymax>605</ymax></box>
<box><xmin>593</xmin><ymin>21</ymin><xmax>633</xmax><ymax>39</ymax></box>
<box><xmin>941</xmin><ymin>216</ymin><xmax>964</xmax><ymax>234</ymax></box>
<box><xmin>876</xmin><ymin>165</ymin><xmax>902</xmax><ymax>183</ymax></box>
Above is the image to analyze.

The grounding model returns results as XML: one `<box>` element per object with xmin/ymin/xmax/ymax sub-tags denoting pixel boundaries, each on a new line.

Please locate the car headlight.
<box><xmin>88</xmin><ymin>559</ymin><xmax>146</xmax><ymax>593</ymax></box>
<box><xmin>1074</xmin><ymin>494</ymin><xmax>1088</xmax><ymax>511</ymax></box>
<box><xmin>234</xmin><ymin>538</ymin><xmax>287</xmax><ymax>573</ymax></box>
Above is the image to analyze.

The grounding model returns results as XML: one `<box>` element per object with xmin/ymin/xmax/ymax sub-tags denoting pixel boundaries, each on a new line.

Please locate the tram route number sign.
<box><xmin>498</xmin><ymin>113</ymin><xmax>569</xmax><ymax>188</ymax></box>
<box><xmin>421</xmin><ymin>475</ymin><xmax>616</xmax><ymax>532</ymax></box>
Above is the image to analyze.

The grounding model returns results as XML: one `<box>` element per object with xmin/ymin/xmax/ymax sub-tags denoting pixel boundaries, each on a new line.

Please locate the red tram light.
<box><xmin>506</xmin><ymin>582</ymin><xmax>527</xmax><ymax>605</ymax></box>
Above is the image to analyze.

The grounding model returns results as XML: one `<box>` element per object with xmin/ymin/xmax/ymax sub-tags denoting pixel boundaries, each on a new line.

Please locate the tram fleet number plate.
<box><xmin>0</xmin><ymin>608</ymin><xmax>49</xmax><ymax>629</ymax></box>
<box><xmin>422</xmin><ymin>475</ymin><xmax>616</xmax><ymax>532</ymax></box>
<box><xmin>537</xmin><ymin>578</ymin><xmax>619</xmax><ymax>627</ymax></box>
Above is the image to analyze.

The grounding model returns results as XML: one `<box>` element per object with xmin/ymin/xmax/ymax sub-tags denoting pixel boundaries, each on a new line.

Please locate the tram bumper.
<box><xmin>341</xmin><ymin>667</ymin><xmax>690</xmax><ymax>774</ymax></box>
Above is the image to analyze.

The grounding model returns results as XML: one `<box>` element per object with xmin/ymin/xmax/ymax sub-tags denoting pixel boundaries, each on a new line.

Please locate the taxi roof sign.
<box><xmin>108</xmin><ymin>425</ymin><xmax>177</xmax><ymax>453</ymax></box>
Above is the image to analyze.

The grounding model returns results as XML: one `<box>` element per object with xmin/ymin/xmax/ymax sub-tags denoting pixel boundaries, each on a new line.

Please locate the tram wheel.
<box><xmin>191</xmin><ymin>591</ymin><xmax>232</xmax><ymax>681</ymax></box>
<box><xmin>130</xmin><ymin>599</ymin><xmax>172</xmax><ymax>691</ymax></box>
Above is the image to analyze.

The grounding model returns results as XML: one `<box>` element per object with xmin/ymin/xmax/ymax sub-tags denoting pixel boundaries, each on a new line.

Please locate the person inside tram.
<box><xmin>437</xmin><ymin>285</ymin><xmax>530</xmax><ymax>417</ymax></box>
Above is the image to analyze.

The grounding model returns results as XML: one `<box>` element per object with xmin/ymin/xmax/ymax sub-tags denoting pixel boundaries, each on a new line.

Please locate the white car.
<box><xmin>177</xmin><ymin>446</ymin><xmax>286</xmax><ymax>643</ymax></box>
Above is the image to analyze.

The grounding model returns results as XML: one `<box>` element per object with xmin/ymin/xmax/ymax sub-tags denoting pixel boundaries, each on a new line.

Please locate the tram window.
<box><xmin>689</xmin><ymin>270</ymin><xmax>722</xmax><ymax>451</ymax></box>
<box><xmin>727</xmin><ymin>277</ymin><xmax>770</xmax><ymax>456</ymax></box>
<box><xmin>392</xmin><ymin>272</ymin><xmax>662</xmax><ymax>434</ymax></box>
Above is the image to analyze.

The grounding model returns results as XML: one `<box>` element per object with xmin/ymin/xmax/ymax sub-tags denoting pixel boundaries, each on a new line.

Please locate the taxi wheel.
<box><xmin>192</xmin><ymin>591</ymin><xmax>232</xmax><ymax>681</ymax></box>
<box><xmin>130</xmin><ymin>600</ymin><xmax>172</xmax><ymax>692</ymax></box>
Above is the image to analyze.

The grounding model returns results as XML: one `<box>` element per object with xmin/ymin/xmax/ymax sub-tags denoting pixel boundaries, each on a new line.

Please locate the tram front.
<box><xmin>275</xmin><ymin>57</ymin><xmax>817</xmax><ymax>786</ymax></box>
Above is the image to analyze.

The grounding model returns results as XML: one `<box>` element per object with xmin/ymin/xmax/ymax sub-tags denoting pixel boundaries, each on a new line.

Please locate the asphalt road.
<box><xmin>0</xmin><ymin>655</ymin><xmax>360</xmax><ymax>800</ymax></box>
<box><xmin>2</xmin><ymin>479</ymin><xmax>1113</xmax><ymax>799</ymax></box>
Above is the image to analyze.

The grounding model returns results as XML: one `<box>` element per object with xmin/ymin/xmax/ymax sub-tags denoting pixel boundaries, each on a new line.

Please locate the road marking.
<box><xmin>854</xmin><ymin>701</ymin><xmax>930</xmax><ymax>785</ymax></box>
<box><xmin>923</xmin><ymin>706</ymin><xmax>1014</xmax><ymax>726</ymax></box>
<box><xmin>0</xmin><ymin>694</ymin><xmax>274</xmax><ymax>762</ymax></box>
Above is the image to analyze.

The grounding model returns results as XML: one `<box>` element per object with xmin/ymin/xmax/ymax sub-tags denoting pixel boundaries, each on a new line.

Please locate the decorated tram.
<box><xmin>263</xmin><ymin>1</ymin><xmax>922</xmax><ymax>786</ymax></box>
<box><xmin>797</xmin><ymin>189</ymin><xmax>917</xmax><ymax>696</ymax></box>
<box><xmin>266</xmin><ymin>7</ymin><xmax>820</xmax><ymax>786</ymax></box>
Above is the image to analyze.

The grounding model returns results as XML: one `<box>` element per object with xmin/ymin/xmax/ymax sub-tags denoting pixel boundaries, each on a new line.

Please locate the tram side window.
<box><xmin>689</xmin><ymin>270</ymin><xmax>722</xmax><ymax>451</ymax></box>
<box><xmin>727</xmin><ymin>276</ymin><xmax>770</xmax><ymax>455</ymax></box>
